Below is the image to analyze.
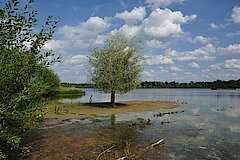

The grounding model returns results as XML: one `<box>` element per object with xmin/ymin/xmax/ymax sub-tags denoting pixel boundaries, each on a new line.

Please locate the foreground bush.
<box><xmin>0</xmin><ymin>0</ymin><xmax>59</xmax><ymax>158</ymax></box>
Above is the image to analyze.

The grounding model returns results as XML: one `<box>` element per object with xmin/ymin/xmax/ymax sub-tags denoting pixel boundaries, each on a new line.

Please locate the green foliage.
<box><xmin>0</xmin><ymin>0</ymin><xmax>59</xmax><ymax>158</ymax></box>
<box><xmin>88</xmin><ymin>33</ymin><xmax>142</xmax><ymax>103</ymax></box>
<box><xmin>39</xmin><ymin>66</ymin><xmax>60</xmax><ymax>98</ymax></box>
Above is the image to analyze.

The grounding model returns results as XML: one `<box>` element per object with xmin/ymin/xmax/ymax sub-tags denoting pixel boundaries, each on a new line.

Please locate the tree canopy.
<box><xmin>88</xmin><ymin>33</ymin><xmax>143</xmax><ymax>104</ymax></box>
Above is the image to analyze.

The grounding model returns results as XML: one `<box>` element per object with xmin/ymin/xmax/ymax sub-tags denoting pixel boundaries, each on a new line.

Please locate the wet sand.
<box><xmin>45</xmin><ymin>100</ymin><xmax>177</xmax><ymax>120</ymax></box>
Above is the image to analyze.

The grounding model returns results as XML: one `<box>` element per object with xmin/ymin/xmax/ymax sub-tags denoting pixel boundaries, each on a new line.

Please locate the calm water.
<box><xmin>60</xmin><ymin>88</ymin><xmax>240</xmax><ymax>159</ymax></box>
<box><xmin>76</xmin><ymin>89</ymin><xmax>240</xmax><ymax>159</ymax></box>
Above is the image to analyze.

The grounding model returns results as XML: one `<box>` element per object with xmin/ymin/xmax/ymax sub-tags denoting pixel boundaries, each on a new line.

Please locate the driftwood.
<box><xmin>117</xmin><ymin>139</ymin><xmax>164</xmax><ymax>159</ymax></box>
<box><xmin>145</xmin><ymin>139</ymin><xmax>164</xmax><ymax>149</ymax></box>
<box><xmin>116</xmin><ymin>156</ymin><xmax>127</xmax><ymax>160</ymax></box>
<box><xmin>150</xmin><ymin>139</ymin><xmax>164</xmax><ymax>147</ymax></box>
<box><xmin>96</xmin><ymin>145</ymin><xmax>115</xmax><ymax>160</ymax></box>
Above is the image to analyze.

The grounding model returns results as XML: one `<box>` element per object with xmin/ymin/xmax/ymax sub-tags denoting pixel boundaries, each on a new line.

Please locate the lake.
<box><xmin>31</xmin><ymin>88</ymin><xmax>240</xmax><ymax>159</ymax></box>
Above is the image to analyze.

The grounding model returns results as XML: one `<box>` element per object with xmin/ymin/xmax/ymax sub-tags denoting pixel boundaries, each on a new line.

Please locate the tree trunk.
<box><xmin>111</xmin><ymin>91</ymin><xmax>115</xmax><ymax>104</ymax></box>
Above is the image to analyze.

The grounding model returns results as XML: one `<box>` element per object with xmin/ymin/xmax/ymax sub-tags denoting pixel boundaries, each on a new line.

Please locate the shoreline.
<box><xmin>45</xmin><ymin>100</ymin><xmax>177</xmax><ymax>120</ymax></box>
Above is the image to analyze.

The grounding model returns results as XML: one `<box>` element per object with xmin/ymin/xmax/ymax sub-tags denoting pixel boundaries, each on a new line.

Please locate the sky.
<box><xmin>33</xmin><ymin>0</ymin><xmax>240</xmax><ymax>83</ymax></box>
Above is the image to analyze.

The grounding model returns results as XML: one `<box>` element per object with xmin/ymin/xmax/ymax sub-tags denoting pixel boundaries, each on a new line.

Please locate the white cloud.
<box><xmin>58</xmin><ymin>16</ymin><xmax>109</xmax><ymax>48</ymax></box>
<box><xmin>44</xmin><ymin>40</ymin><xmax>70</xmax><ymax>51</ymax></box>
<box><xmin>142</xmin><ymin>70</ymin><xmax>154</xmax><ymax>78</ymax></box>
<box><xmin>50</xmin><ymin>54</ymin><xmax>88</xmax><ymax>83</ymax></box>
<box><xmin>193</xmin><ymin>36</ymin><xmax>211</xmax><ymax>44</ymax></box>
<box><xmin>169</xmin><ymin>66</ymin><xmax>182</xmax><ymax>72</ymax></box>
<box><xmin>166</xmin><ymin>44</ymin><xmax>215</xmax><ymax>61</ymax></box>
<box><xmin>145</xmin><ymin>0</ymin><xmax>185</xmax><ymax>8</ymax></box>
<box><xmin>226</xmin><ymin>31</ymin><xmax>240</xmax><ymax>37</ymax></box>
<box><xmin>188</xmin><ymin>62</ymin><xmax>200</xmax><ymax>68</ymax></box>
<box><xmin>142</xmin><ymin>8</ymin><xmax>196</xmax><ymax>38</ymax></box>
<box><xmin>143</xmin><ymin>55</ymin><xmax>174</xmax><ymax>65</ymax></box>
<box><xmin>217</xmin><ymin>44</ymin><xmax>240</xmax><ymax>55</ymax></box>
<box><xmin>115</xmin><ymin>6</ymin><xmax>146</xmax><ymax>23</ymax></box>
<box><xmin>118</xmin><ymin>24</ymin><xmax>141</xmax><ymax>37</ymax></box>
<box><xmin>223</xmin><ymin>59</ymin><xmax>240</xmax><ymax>69</ymax></box>
<box><xmin>65</xmin><ymin>55</ymin><xmax>87</xmax><ymax>65</ymax></box>
<box><xmin>146</xmin><ymin>39</ymin><xmax>166</xmax><ymax>48</ymax></box>
<box><xmin>210</xmin><ymin>59</ymin><xmax>240</xmax><ymax>70</ymax></box>
<box><xmin>210</xmin><ymin>23</ymin><xmax>223</xmax><ymax>30</ymax></box>
<box><xmin>231</xmin><ymin>6</ymin><xmax>240</xmax><ymax>24</ymax></box>
<box><xmin>81</xmin><ymin>16</ymin><xmax>109</xmax><ymax>31</ymax></box>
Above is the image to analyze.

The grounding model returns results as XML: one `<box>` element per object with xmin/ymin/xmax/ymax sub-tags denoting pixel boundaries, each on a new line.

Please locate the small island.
<box><xmin>45</xmin><ymin>100</ymin><xmax>178</xmax><ymax>120</ymax></box>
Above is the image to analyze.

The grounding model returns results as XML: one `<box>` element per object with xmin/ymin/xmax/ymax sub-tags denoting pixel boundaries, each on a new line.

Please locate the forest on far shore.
<box><xmin>61</xmin><ymin>79</ymin><xmax>240</xmax><ymax>89</ymax></box>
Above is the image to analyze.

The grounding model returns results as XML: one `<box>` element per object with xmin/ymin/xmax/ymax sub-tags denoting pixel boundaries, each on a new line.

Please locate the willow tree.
<box><xmin>88</xmin><ymin>33</ymin><xmax>142</xmax><ymax>104</ymax></box>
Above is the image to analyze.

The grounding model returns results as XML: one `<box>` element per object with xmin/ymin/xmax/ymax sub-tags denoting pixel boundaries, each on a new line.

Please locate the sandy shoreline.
<box><xmin>45</xmin><ymin>100</ymin><xmax>177</xmax><ymax>120</ymax></box>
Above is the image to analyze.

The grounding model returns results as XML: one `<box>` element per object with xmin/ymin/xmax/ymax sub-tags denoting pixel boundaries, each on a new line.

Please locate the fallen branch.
<box><xmin>151</xmin><ymin>139</ymin><xmax>164</xmax><ymax>147</ymax></box>
<box><xmin>145</xmin><ymin>139</ymin><xmax>164</xmax><ymax>149</ymax></box>
<box><xmin>96</xmin><ymin>145</ymin><xmax>115</xmax><ymax>160</ymax></box>
<box><xmin>116</xmin><ymin>156</ymin><xmax>127</xmax><ymax>160</ymax></box>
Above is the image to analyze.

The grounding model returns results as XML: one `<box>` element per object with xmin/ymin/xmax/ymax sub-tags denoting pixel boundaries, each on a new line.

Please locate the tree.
<box><xmin>0</xmin><ymin>0</ymin><xmax>59</xmax><ymax>158</ymax></box>
<box><xmin>88</xmin><ymin>33</ymin><xmax>142</xmax><ymax>104</ymax></box>
<box><xmin>39</xmin><ymin>66</ymin><xmax>61</xmax><ymax>98</ymax></box>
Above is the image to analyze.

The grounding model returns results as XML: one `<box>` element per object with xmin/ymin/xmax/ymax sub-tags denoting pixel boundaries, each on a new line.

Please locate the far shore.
<box><xmin>45</xmin><ymin>100</ymin><xmax>178</xmax><ymax>120</ymax></box>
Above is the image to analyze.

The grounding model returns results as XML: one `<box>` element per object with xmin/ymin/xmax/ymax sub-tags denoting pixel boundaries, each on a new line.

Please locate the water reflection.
<box><xmin>29</xmin><ymin>88</ymin><xmax>240</xmax><ymax>159</ymax></box>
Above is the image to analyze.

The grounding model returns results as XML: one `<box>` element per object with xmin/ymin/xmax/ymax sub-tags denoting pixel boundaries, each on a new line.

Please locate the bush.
<box><xmin>0</xmin><ymin>0</ymin><xmax>59</xmax><ymax>158</ymax></box>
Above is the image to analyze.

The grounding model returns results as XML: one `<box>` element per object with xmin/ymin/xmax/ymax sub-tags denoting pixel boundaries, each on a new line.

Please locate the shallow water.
<box><xmin>28</xmin><ymin>89</ymin><xmax>240</xmax><ymax>159</ymax></box>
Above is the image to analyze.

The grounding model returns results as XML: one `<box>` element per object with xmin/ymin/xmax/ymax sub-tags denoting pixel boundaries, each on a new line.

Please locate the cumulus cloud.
<box><xmin>210</xmin><ymin>59</ymin><xmax>240</xmax><ymax>70</ymax></box>
<box><xmin>169</xmin><ymin>66</ymin><xmax>182</xmax><ymax>72</ymax></box>
<box><xmin>217</xmin><ymin>44</ymin><xmax>240</xmax><ymax>55</ymax></box>
<box><xmin>166</xmin><ymin>44</ymin><xmax>215</xmax><ymax>61</ymax></box>
<box><xmin>82</xmin><ymin>16</ymin><xmax>109</xmax><ymax>31</ymax></box>
<box><xmin>143</xmin><ymin>55</ymin><xmax>174</xmax><ymax>65</ymax></box>
<box><xmin>142</xmin><ymin>70</ymin><xmax>154</xmax><ymax>78</ymax></box>
<box><xmin>44</xmin><ymin>40</ymin><xmax>70</xmax><ymax>51</ymax></box>
<box><xmin>193</xmin><ymin>36</ymin><xmax>211</xmax><ymax>44</ymax></box>
<box><xmin>115</xmin><ymin>6</ymin><xmax>146</xmax><ymax>23</ymax></box>
<box><xmin>226</xmin><ymin>31</ymin><xmax>240</xmax><ymax>37</ymax></box>
<box><xmin>50</xmin><ymin>54</ymin><xmax>88</xmax><ymax>83</ymax></box>
<box><xmin>210</xmin><ymin>23</ymin><xmax>224</xmax><ymax>30</ymax></box>
<box><xmin>146</xmin><ymin>39</ymin><xmax>166</xmax><ymax>48</ymax></box>
<box><xmin>188</xmin><ymin>62</ymin><xmax>200</xmax><ymax>68</ymax></box>
<box><xmin>58</xmin><ymin>16</ymin><xmax>109</xmax><ymax>48</ymax></box>
<box><xmin>113</xmin><ymin>8</ymin><xmax>197</xmax><ymax>48</ymax></box>
<box><xmin>145</xmin><ymin>0</ymin><xmax>185</xmax><ymax>8</ymax></box>
<box><xmin>118</xmin><ymin>24</ymin><xmax>141</xmax><ymax>37</ymax></box>
<box><xmin>222</xmin><ymin>59</ymin><xmax>240</xmax><ymax>69</ymax></box>
<box><xmin>142</xmin><ymin>8</ymin><xmax>197</xmax><ymax>38</ymax></box>
<box><xmin>65</xmin><ymin>55</ymin><xmax>87</xmax><ymax>65</ymax></box>
<box><xmin>231</xmin><ymin>6</ymin><xmax>240</xmax><ymax>24</ymax></box>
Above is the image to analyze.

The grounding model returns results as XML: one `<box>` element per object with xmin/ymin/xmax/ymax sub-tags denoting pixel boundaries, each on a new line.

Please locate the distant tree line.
<box><xmin>140</xmin><ymin>79</ymin><xmax>240</xmax><ymax>89</ymax></box>
<box><xmin>62</xmin><ymin>79</ymin><xmax>240</xmax><ymax>89</ymax></box>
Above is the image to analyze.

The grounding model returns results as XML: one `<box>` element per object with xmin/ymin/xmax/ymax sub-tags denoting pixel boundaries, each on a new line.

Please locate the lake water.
<box><xmin>34</xmin><ymin>88</ymin><xmax>240</xmax><ymax>159</ymax></box>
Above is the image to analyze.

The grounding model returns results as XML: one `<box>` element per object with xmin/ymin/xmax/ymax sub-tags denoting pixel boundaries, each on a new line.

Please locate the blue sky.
<box><xmin>33</xmin><ymin>0</ymin><xmax>240</xmax><ymax>83</ymax></box>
